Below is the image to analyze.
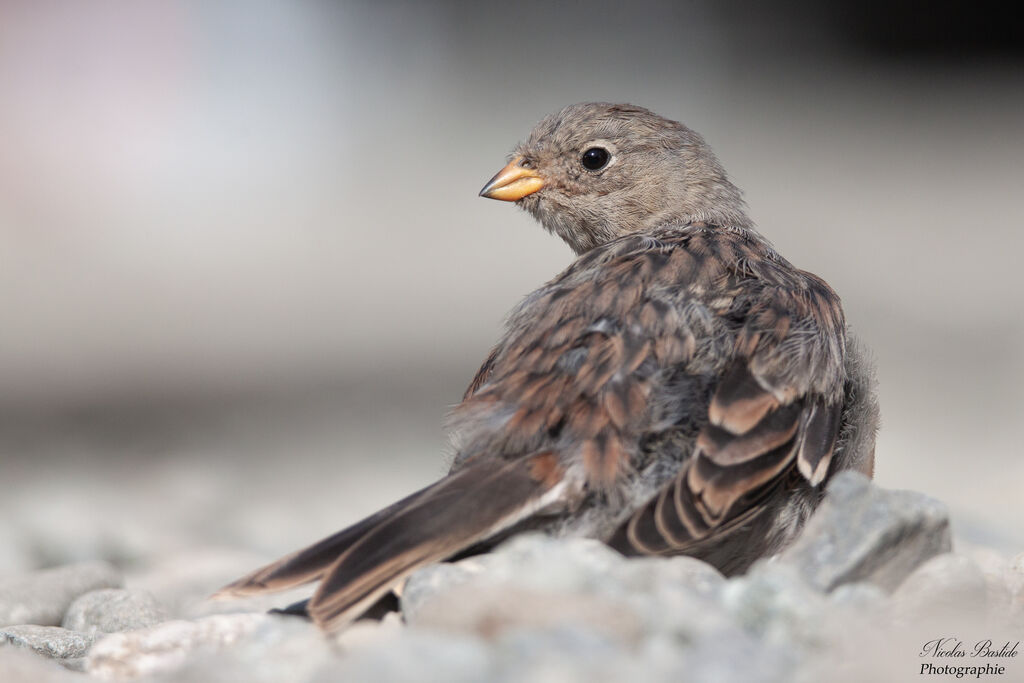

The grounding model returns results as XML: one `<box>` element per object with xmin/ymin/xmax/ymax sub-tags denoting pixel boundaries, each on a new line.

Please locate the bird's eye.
<box><xmin>580</xmin><ymin>147</ymin><xmax>610</xmax><ymax>171</ymax></box>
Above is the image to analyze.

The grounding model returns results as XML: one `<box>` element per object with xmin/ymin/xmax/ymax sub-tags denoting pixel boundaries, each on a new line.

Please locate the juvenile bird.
<box><xmin>215</xmin><ymin>103</ymin><xmax>879</xmax><ymax>632</ymax></box>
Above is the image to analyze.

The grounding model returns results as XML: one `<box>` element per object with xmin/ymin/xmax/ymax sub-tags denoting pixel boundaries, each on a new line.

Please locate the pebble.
<box><xmin>890</xmin><ymin>553</ymin><xmax>989</xmax><ymax>621</ymax></box>
<box><xmin>775</xmin><ymin>471</ymin><xmax>951</xmax><ymax>592</ymax></box>
<box><xmin>63</xmin><ymin>589</ymin><xmax>168</xmax><ymax>634</ymax></box>
<box><xmin>0</xmin><ymin>624</ymin><xmax>95</xmax><ymax>659</ymax></box>
<box><xmin>84</xmin><ymin>612</ymin><xmax>321</xmax><ymax>680</ymax></box>
<box><xmin>319</xmin><ymin>630</ymin><xmax>492</xmax><ymax>683</ymax></box>
<box><xmin>723</xmin><ymin>563</ymin><xmax>828</xmax><ymax>647</ymax></box>
<box><xmin>0</xmin><ymin>561</ymin><xmax>123</xmax><ymax>627</ymax></box>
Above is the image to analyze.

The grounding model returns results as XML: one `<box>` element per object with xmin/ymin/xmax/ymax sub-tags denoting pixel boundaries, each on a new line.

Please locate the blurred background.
<box><xmin>1</xmin><ymin>0</ymin><xmax>1021</xmax><ymax>584</ymax></box>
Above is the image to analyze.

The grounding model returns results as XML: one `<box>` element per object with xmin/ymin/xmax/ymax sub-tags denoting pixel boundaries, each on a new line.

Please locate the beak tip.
<box><xmin>478</xmin><ymin>157</ymin><xmax>543</xmax><ymax>202</ymax></box>
<box><xmin>478</xmin><ymin>175</ymin><xmax>503</xmax><ymax>200</ymax></box>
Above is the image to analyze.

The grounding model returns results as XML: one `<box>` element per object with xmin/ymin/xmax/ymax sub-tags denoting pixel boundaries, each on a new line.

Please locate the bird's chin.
<box><xmin>514</xmin><ymin>193</ymin><xmax>593</xmax><ymax>254</ymax></box>
<box><xmin>516</xmin><ymin>191</ymin><xmax>542</xmax><ymax>213</ymax></box>
<box><xmin>516</xmin><ymin>192</ymin><xmax>548</xmax><ymax>229</ymax></box>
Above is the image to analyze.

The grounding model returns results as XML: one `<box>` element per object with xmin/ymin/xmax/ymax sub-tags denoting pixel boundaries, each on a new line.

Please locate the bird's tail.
<box><xmin>212</xmin><ymin>451</ymin><xmax>571</xmax><ymax>632</ymax></box>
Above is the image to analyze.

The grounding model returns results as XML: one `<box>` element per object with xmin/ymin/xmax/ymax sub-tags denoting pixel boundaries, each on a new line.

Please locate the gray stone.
<box><xmin>401</xmin><ymin>534</ymin><xmax>733</xmax><ymax>651</ymax></box>
<box><xmin>155</xmin><ymin>616</ymin><xmax>333</xmax><ymax>683</ymax></box>
<box><xmin>410</xmin><ymin>582</ymin><xmax>644</xmax><ymax>644</ymax></box>
<box><xmin>827</xmin><ymin>582</ymin><xmax>887</xmax><ymax>610</ymax></box>
<box><xmin>723</xmin><ymin>563</ymin><xmax>828</xmax><ymax>648</ymax></box>
<box><xmin>315</xmin><ymin>630</ymin><xmax>492</xmax><ymax>683</ymax></box>
<box><xmin>612</xmin><ymin>556</ymin><xmax>731</xmax><ymax>639</ymax></box>
<box><xmin>404</xmin><ymin>534</ymin><xmax>724</xmax><ymax>610</ymax></box>
<box><xmin>488</xmin><ymin>628</ymin><xmax>672</xmax><ymax>683</ymax></box>
<box><xmin>634</xmin><ymin>554</ymin><xmax>726</xmax><ymax>596</ymax></box>
<box><xmin>774</xmin><ymin>471</ymin><xmax>951</xmax><ymax>592</ymax></box>
<box><xmin>57</xmin><ymin>655</ymin><xmax>88</xmax><ymax>672</ymax></box>
<box><xmin>890</xmin><ymin>553</ymin><xmax>989</xmax><ymax>620</ymax></box>
<box><xmin>960</xmin><ymin>545</ymin><xmax>1015</xmax><ymax>618</ymax></box>
<box><xmin>683</xmin><ymin>628</ymin><xmax>794</xmax><ymax>683</ymax></box>
<box><xmin>401</xmin><ymin>562</ymin><xmax>477</xmax><ymax>624</ymax></box>
<box><xmin>0</xmin><ymin>624</ymin><xmax>95</xmax><ymax>659</ymax></box>
<box><xmin>466</xmin><ymin>534</ymin><xmax>628</xmax><ymax>591</ymax></box>
<box><xmin>62</xmin><ymin>588</ymin><xmax>168</xmax><ymax>634</ymax></box>
<box><xmin>0</xmin><ymin>561</ymin><xmax>123</xmax><ymax>627</ymax></box>
<box><xmin>334</xmin><ymin>611</ymin><xmax>403</xmax><ymax>653</ymax></box>
<box><xmin>85</xmin><ymin>612</ymin><xmax>321</xmax><ymax>680</ymax></box>
<box><xmin>400</xmin><ymin>535</ymin><xmax>622</xmax><ymax>626</ymax></box>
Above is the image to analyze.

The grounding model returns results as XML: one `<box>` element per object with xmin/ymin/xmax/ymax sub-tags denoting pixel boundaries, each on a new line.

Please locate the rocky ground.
<box><xmin>2</xmin><ymin>472</ymin><xmax>1022</xmax><ymax>682</ymax></box>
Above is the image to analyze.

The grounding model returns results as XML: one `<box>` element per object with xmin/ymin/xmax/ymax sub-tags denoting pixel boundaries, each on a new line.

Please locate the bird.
<box><xmin>214</xmin><ymin>102</ymin><xmax>879</xmax><ymax>632</ymax></box>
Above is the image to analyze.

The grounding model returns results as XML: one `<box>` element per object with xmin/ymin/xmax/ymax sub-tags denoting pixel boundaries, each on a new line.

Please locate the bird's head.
<box><xmin>480</xmin><ymin>102</ymin><xmax>752</xmax><ymax>254</ymax></box>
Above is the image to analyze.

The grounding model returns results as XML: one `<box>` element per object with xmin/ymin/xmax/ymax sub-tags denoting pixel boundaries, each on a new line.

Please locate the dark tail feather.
<box><xmin>306</xmin><ymin>452</ymin><xmax>568</xmax><ymax>631</ymax></box>
<box><xmin>268</xmin><ymin>598</ymin><xmax>310</xmax><ymax>618</ymax></box>
<box><xmin>269</xmin><ymin>592</ymin><xmax>400</xmax><ymax>622</ymax></box>
<box><xmin>213</xmin><ymin>452</ymin><xmax>569</xmax><ymax>632</ymax></box>
<box><xmin>212</xmin><ymin>488</ymin><xmax>429</xmax><ymax>599</ymax></box>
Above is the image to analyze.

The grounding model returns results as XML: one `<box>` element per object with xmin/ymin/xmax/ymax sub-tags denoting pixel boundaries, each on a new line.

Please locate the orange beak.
<box><xmin>478</xmin><ymin>157</ymin><xmax>544</xmax><ymax>201</ymax></box>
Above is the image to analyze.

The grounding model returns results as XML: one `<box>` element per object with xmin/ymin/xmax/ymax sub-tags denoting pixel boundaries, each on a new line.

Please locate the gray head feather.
<box><xmin>513</xmin><ymin>103</ymin><xmax>753</xmax><ymax>254</ymax></box>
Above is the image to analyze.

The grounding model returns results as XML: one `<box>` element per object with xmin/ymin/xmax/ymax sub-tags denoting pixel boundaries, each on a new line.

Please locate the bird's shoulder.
<box><xmin>454</xmin><ymin>223</ymin><xmax>849</xmax><ymax>497</ymax></box>
<box><xmin>464</xmin><ymin>222</ymin><xmax>847</xmax><ymax>405</ymax></box>
<box><xmin>518</xmin><ymin>223</ymin><xmax>833</xmax><ymax>311</ymax></box>
<box><xmin>509</xmin><ymin>224</ymin><xmax>840</xmax><ymax>348</ymax></box>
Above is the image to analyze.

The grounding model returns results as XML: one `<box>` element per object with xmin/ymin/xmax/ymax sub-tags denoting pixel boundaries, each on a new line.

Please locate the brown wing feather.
<box><xmin>608</xmin><ymin>227</ymin><xmax>847</xmax><ymax>564</ymax></box>
<box><xmin>611</xmin><ymin>369</ymin><xmax>840</xmax><ymax>564</ymax></box>
<box><xmin>796</xmin><ymin>399</ymin><xmax>843</xmax><ymax>485</ymax></box>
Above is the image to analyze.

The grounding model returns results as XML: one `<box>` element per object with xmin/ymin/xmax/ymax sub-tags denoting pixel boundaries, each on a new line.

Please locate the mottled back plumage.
<box><xmin>215</xmin><ymin>103</ymin><xmax>879</xmax><ymax>632</ymax></box>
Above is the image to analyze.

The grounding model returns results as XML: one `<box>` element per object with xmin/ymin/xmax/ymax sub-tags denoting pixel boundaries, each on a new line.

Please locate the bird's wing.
<box><xmin>609</xmin><ymin>230</ymin><xmax>847</xmax><ymax>560</ymax></box>
<box><xmin>214</xmin><ymin>451</ymin><xmax>573</xmax><ymax>632</ymax></box>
